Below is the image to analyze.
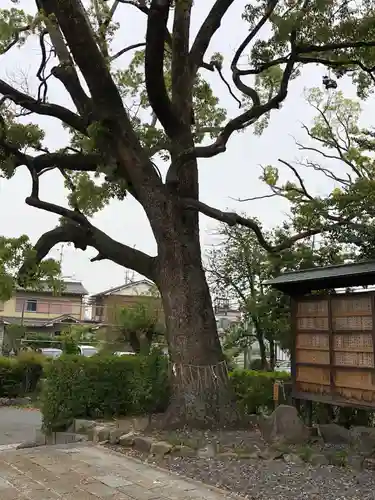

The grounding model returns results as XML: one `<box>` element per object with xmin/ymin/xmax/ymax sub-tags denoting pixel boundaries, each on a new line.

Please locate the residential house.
<box><xmin>0</xmin><ymin>280</ymin><xmax>88</xmax><ymax>346</ymax></box>
<box><xmin>90</xmin><ymin>282</ymin><xmax>242</xmax><ymax>333</ymax></box>
<box><xmin>89</xmin><ymin>279</ymin><xmax>163</xmax><ymax>325</ymax></box>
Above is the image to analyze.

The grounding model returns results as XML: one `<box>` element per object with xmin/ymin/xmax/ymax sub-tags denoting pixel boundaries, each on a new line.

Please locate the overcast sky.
<box><xmin>0</xmin><ymin>0</ymin><xmax>372</xmax><ymax>294</ymax></box>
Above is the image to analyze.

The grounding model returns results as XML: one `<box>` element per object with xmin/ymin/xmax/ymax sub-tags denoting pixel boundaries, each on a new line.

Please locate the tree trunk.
<box><xmin>154</xmin><ymin>207</ymin><xmax>240</xmax><ymax>429</ymax></box>
<box><xmin>269</xmin><ymin>339</ymin><xmax>275</xmax><ymax>371</ymax></box>
<box><xmin>255</xmin><ymin>328</ymin><xmax>268</xmax><ymax>370</ymax></box>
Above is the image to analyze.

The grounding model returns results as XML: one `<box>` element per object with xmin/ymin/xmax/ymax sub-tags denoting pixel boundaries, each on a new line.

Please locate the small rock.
<box><xmin>259</xmin><ymin>405</ymin><xmax>309</xmax><ymax>444</ymax></box>
<box><xmin>283</xmin><ymin>453</ymin><xmax>304</xmax><ymax>465</ymax></box>
<box><xmin>109</xmin><ymin>428</ymin><xmax>126</xmax><ymax>445</ymax></box>
<box><xmin>133</xmin><ymin>436</ymin><xmax>153</xmax><ymax>453</ymax></box>
<box><xmin>16</xmin><ymin>440</ymin><xmax>40</xmax><ymax>450</ymax></box>
<box><xmin>119</xmin><ymin>432</ymin><xmax>137</xmax><ymax>447</ymax></box>
<box><xmin>347</xmin><ymin>454</ymin><xmax>365</xmax><ymax>471</ymax></box>
<box><xmin>150</xmin><ymin>441</ymin><xmax>172</xmax><ymax>457</ymax></box>
<box><xmin>197</xmin><ymin>443</ymin><xmax>217</xmax><ymax>458</ymax></box>
<box><xmin>318</xmin><ymin>423</ymin><xmax>350</xmax><ymax>444</ymax></box>
<box><xmin>74</xmin><ymin>419</ymin><xmax>96</xmax><ymax>434</ymax></box>
<box><xmin>310</xmin><ymin>453</ymin><xmax>329</xmax><ymax>466</ymax></box>
<box><xmin>349</xmin><ymin>426</ymin><xmax>375</xmax><ymax>453</ymax></box>
<box><xmin>93</xmin><ymin>425</ymin><xmax>112</xmax><ymax>444</ymax></box>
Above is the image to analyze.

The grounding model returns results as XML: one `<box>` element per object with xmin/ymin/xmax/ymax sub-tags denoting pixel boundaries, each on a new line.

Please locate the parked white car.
<box><xmin>40</xmin><ymin>348</ymin><xmax>63</xmax><ymax>359</ymax></box>
<box><xmin>77</xmin><ymin>345</ymin><xmax>98</xmax><ymax>357</ymax></box>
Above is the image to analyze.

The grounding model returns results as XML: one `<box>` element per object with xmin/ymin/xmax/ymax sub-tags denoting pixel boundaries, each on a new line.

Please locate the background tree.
<box><xmin>113</xmin><ymin>302</ymin><xmax>163</xmax><ymax>354</ymax></box>
<box><xmin>1</xmin><ymin>0</ymin><xmax>375</xmax><ymax>426</ymax></box>
<box><xmin>207</xmin><ymin>220</ymin><xmax>352</xmax><ymax>369</ymax></box>
<box><xmin>258</xmin><ymin>88</ymin><xmax>375</xmax><ymax>257</ymax></box>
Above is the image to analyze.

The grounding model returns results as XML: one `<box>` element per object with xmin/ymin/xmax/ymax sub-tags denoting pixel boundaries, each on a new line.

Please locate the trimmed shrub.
<box><xmin>41</xmin><ymin>350</ymin><xmax>169</xmax><ymax>431</ymax></box>
<box><xmin>230</xmin><ymin>369</ymin><xmax>291</xmax><ymax>415</ymax></box>
<box><xmin>0</xmin><ymin>353</ymin><xmax>44</xmax><ymax>397</ymax></box>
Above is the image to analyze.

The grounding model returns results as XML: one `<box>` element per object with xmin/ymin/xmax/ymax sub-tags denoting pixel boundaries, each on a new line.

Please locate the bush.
<box><xmin>0</xmin><ymin>353</ymin><xmax>44</xmax><ymax>397</ymax></box>
<box><xmin>230</xmin><ymin>369</ymin><xmax>291</xmax><ymax>415</ymax></box>
<box><xmin>41</xmin><ymin>350</ymin><xmax>170</xmax><ymax>431</ymax></box>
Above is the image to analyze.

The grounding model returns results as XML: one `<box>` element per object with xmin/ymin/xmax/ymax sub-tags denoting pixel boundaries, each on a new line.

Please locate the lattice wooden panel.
<box><xmin>333</xmin><ymin>316</ymin><xmax>372</xmax><ymax>331</ymax></box>
<box><xmin>296</xmin><ymin>366</ymin><xmax>330</xmax><ymax>385</ymax></box>
<box><xmin>334</xmin><ymin>370</ymin><xmax>375</xmax><ymax>390</ymax></box>
<box><xmin>331</xmin><ymin>295</ymin><xmax>372</xmax><ymax>316</ymax></box>
<box><xmin>333</xmin><ymin>351</ymin><xmax>374</xmax><ymax>368</ymax></box>
<box><xmin>296</xmin><ymin>349</ymin><xmax>329</xmax><ymax>364</ymax></box>
<box><xmin>297</xmin><ymin>317</ymin><xmax>329</xmax><ymax>330</ymax></box>
<box><xmin>296</xmin><ymin>381</ymin><xmax>330</xmax><ymax>395</ymax></box>
<box><xmin>297</xmin><ymin>300</ymin><xmax>328</xmax><ymax>317</ymax></box>
<box><xmin>296</xmin><ymin>333</ymin><xmax>329</xmax><ymax>350</ymax></box>
<box><xmin>334</xmin><ymin>333</ymin><xmax>373</xmax><ymax>352</ymax></box>
<box><xmin>336</xmin><ymin>386</ymin><xmax>375</xmax><ymax>404</ymax></box>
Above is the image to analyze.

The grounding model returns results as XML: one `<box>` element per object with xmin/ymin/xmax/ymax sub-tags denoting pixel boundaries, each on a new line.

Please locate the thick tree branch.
<box><xmin>190</xmin><ymin>0</ymin><xmax>235</xmax><ymax>74</ymax></box>
<box><xmin>183</xmin><ymin>33</ymin><xmax>297</xmax><ymax>161</ymax></box>
<box><xmin>145</xmin><ymin>0</ymin><xmax>183</xmax><ymax>138</ymax></box>
<box><xmin>18</xmin><ymin>222</ymin><xmax>157</xmax><ymax>285</ymax></box>
<box><xmin>18</xmin><ymin>151</ymin><xmax>156</xmax><ymax>281</ymax></box>
<box><xmin>171</xmin><ymin>0</ymin><xmax>193</xmax><ymax>124</ymax></box>
<box><xmin>0</xmin><ymin>79</ymin><xmax>87</xmax><ymax>134</ymax></box>
<box><xmin>180</xmin><ymin>197</ymin><xmax>349</xmax><ymax>253</ymax></box>
<box><xmin>41</xmin><ymin>0</ymin><xmax>162</xmax><ymax>197</ymax></box>
<box><xmin>38</xmin><ymin>3</ymin><xmax>92</xmax><ymax>116</ymax></box>
<box><xmin>231</xmin><ymin>0</ymin><xmax>278</xmax><ymax>104</ymax></box>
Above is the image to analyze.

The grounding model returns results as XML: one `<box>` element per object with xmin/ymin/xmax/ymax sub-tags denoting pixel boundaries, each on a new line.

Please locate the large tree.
<box><xmin>1</xmin><ymin>0</ymin><xmax>375</xmax><ymax>426</ymax></box>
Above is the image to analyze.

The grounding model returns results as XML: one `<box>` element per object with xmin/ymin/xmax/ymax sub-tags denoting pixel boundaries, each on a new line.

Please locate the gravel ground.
<box><xmin>108</xmin><ymin>445</ymin><xmax>375</xmax><ymax>500</ymax></box>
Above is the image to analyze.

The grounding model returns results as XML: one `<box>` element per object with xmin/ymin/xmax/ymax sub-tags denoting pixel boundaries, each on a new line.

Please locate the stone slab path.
<box><xmin>0</xmin><ymin>443</ymin><xmax>239</xmax><ymax>499</ymax></box>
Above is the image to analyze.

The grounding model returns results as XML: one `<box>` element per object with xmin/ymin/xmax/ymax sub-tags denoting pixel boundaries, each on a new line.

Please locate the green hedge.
<box><xmin>41</xmin><ymin>350</ymin><xmax>169</xmax><ymax>431</ymax></box>
<box><xmin>41</xmin><ymin>349</ymin><xmax>292</xmax><ymax>431</ymax></box>
<box><xmin>0</xmin><ymin>353</ymin><xmax>44</xmax><ymax>397</ymax></box>
<box><xmin>230</xmin><ymin>369</ymin><xmax>291</xmax><ymax>415</ymax></box>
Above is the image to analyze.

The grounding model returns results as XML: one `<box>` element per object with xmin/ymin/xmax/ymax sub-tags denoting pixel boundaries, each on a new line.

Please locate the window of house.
<box><xmin>26</xmin><ymin>300</ymin><xmax>37</xmax><ymax>312</ymax></box>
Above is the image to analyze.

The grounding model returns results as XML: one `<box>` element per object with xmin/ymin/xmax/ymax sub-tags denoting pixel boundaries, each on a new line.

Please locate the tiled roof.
<box><xmin>90</xmin><ymin>279</ymin><xmax>154</xmax><ymax>298</ymax></box>
<box><xmin>17</xmin><ymin>280</ymin><xmax>88</xmax><ymax>296</ymax></box>
<box><xmin>265</xmin><ymin>260</ymin><xmax>375</xmax><ymax>294</ymax></box>
<box><xmin>0</xmin><ymin>314</ymin><xmax>83</xmax><ymax>327</ymax></box>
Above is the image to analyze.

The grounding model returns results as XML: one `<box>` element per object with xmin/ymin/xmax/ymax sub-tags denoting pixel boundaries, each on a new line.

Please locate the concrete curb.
<box><xmin>16</xmin><ymin>430</ymin><xmax>88</xmax><ymax>450</ymax></box>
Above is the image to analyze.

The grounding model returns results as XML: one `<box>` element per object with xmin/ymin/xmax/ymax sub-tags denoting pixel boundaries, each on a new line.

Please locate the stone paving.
<box><xmin>0</xmin><ymin>443</ymin><xmax>239</xmax><ymax>499</ymax></box>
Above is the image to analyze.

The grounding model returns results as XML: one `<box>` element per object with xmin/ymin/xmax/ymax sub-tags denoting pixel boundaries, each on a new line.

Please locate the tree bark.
<box><xmin>255</xmin><ymin>327</ymin><xmax>268</xmax><ymax>370</ymax></box>
<box><xmin>154</xmin><ymin>205</ymin><xmax>240</xmax><ymax>429</ymax></box>
<box><xmin>269</xmin><ymin>338</ymin><xmax>275</xmax><ymax>371</ymax></box>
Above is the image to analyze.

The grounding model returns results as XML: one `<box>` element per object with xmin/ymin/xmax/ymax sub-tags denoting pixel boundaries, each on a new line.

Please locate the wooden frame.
<box><xmin>291</xmin><ymin>290</ymin><xmax>375</xmax><ymax>410</ymax></box>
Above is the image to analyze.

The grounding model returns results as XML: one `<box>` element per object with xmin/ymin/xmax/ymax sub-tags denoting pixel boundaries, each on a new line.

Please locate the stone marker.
<box><xmin>259</xmin><ymin>405</ymin><xmax>308</xmax><ymax>444</ymax></box>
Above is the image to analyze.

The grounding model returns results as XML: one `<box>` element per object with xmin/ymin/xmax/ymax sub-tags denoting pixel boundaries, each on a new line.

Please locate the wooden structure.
<box><xmin>266</xmin><ymin>261</ymin><xmax>375</xmax><ymax>409</ymax></box>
